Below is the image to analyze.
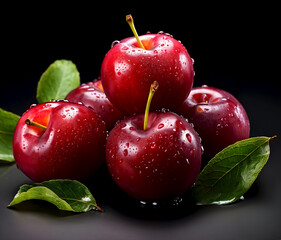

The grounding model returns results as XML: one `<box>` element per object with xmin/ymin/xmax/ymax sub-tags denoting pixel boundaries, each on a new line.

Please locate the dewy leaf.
<box><xmin>8</xmin><ymin>179</ymin><xmax>102</xmax><ymax>212</ymax></box>
<box><xmin>0</xmin><ymin>108</ymin><xmax>20</xmax><ymax>162</ymax></box>
<box><xmin>192</xmin><ymin>136</ymin><xmax>274</xmax><ymax>205</ymax></box>
<box><xmin>8</xmin><ymin>185</ymin><xmax>73</xmax><ymax>211</ymax></box>
<box><xmin>37</xmin><ymin>60</ymin><xmax>80</xmax><ymax>103</ymax></box>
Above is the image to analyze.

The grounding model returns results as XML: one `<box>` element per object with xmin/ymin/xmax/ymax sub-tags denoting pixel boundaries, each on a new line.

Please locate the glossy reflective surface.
<box><xmin>101</xmin><ymin>34</ymin><xmax>194</xmax><ymax>115</ymax></box>
<box><xmin>13</xmin><ymin>102</ymin><xmax>107</xmax><ymax>182</ymax></box>
<box><xmin>177</xmin><ymin>86</ymin><xmax>250</xmax><ymax>161</ymax></box>
<box><xmin>66</xmin><ymin>80</ymin><xmax>124</xmax><ymax>130</ymax></box>
<box><xmin>1</xmin><ymin>5</ymin><xmax>280</xmax><ymax>240</ymax></box>
<box><xmin>106</xmin><ymin>112</ymin><xmax>202</xmax><ymax>201</ymax></box>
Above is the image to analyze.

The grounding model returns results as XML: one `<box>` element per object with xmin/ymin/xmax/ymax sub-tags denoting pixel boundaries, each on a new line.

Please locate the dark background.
<box><xmin>1</xmin><ymin>3</ymin><xmax>279</xmax><ymax>115</ymax></box>
<box><xmin>1</xmin><ymin>3</ymin><xmax>280</xmax><ymax>240</ymax></box>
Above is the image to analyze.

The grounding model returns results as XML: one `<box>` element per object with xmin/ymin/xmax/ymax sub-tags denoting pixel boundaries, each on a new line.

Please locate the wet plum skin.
<box><xmin>106</xmin><ymin>112</ymin><xmax>202</xmax><ymax>202</ymax></box>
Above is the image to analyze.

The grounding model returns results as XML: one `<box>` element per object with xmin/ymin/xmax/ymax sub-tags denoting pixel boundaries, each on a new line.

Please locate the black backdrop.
<box><xmin>1</xmin><ymin>3</ymin><xmax>280</xmax><ymax>240</ymax></box>
<box><xmin>1</xmin><ymin>3</ymin><xmax>279</xmax><ymax>114</ymax></box>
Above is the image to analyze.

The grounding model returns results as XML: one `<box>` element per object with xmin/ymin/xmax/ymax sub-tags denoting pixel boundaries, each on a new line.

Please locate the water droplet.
<box><xmin>158</xmin><ymin>123</ymin><xmax>164</xmax><ymax>129</ymax></box>
<box><xmin>201</xmin><ymin>145</ymin><xmax>205</xmax><ymax>154</ymax></box>
<box><xmin>121</xmin><ymin>45</ymin><xmax>129</xmax><ymax>51</ymax></box>
<box><xmin>111</xmin><ymin>40</ymin><xmax>120</xmax><ymax>48</ymax></box>
<box><xmin>136</xmin><ymin>137</ymin><xmax>141</xmax><ymax>142</ymax></box>
<box><xmin>172</xmin><ymin>196</ymin><xmax>183</xmax><ymax>206</ymax></box>
<box><xmin>190</xmin><ymin>148</ymin><xmax>195</xmax><ymax>155</ymax></box>
<box><xmin>120</xmin><ymin>122</ymin><xmax>127</xmax><ymax>129</ymax></box>
<box><xmin>186</xmin><ymin>159</ymin><xmax>190</xmax><ymax>164</ymax></box>
<box><xmin>150</xmin><ymin>142</ymin><xmax>156</xmax><ymax>149</ymax></box>
<box><xmin>186</xmin><ymin>133</ymin><xmax>192</xmax><ymax>143</ymax></box>
<box><xmin>160</xmin><ymin>108</ymin><xmax>169</xmax><ymax>113</ymax></box>
<box><xmin>123</xmin><ymin>149</ymin><xmax>128</xmax><ymax>156</ymax></box>
<box><xmin>200</xmin><ymin>94</ymin><xmax>209</xmax><ymax>103</ymax></box>
<box><xmin>29</xmin><ymin>103</ymin><xmax>37</xmax><ymax>109</ymax></box>
<box><xmin>157</xmin><ymin>31</ymin><xmax>173</xmax><ymax>38</ymax></box>
<box><xmin>56</xmin><ymin>99</ymin><xmax>69</xmax><ymax>103</ymax></box>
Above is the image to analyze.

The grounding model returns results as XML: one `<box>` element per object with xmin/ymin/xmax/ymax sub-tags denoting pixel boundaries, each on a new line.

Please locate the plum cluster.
<box><xmin>13</xmin><ymin>16</ymin><xmax>249</xmax><ymax>202</ymax></box>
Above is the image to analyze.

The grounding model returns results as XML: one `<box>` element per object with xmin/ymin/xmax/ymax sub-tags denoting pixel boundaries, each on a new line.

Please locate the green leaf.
<box><xmin>37</xmin><ymin>60</ymin><xmax>80</xmax><ymax>103</ymax></box>
<box><xmin>192</xmin><ymin>136</ymin><xmax>274</xmax><ymax>205</ymax></box>
<box><xmin>0</xmin><ymin>108</ymin><xmax>20</xmax><ymax>162</ymax></box>
<box><xmin>8</xmin><ymin>180</ymin><xmax>102</xmax><ymax>212</ymax></box>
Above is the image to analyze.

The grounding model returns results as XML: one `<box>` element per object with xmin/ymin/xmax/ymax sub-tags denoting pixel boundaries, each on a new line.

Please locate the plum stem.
<box><xmin>144</xmin><ymin>81</ymin><xmax>159</xmax><ymax>131</ymax></box>
<box><xmin>25</xmin><ymin>119</ymin><xmax>47</xmax><ymax>131</ymax></box>
<box><xmin>126</xmin><ymin>14</ymin><xmax>146</xmax><ymax>50</ymax></box>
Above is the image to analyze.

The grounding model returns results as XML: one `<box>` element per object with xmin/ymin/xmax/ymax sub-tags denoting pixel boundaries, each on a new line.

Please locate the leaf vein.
<box><xmin>0</xmin><ymin>130</ymin><xmax>14</xmax><ymax>135</ymax></box>
<box><xmin>62</xmin><ymin>197</ymin><xmax>103</xmax><ymax>211</ymax></box>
